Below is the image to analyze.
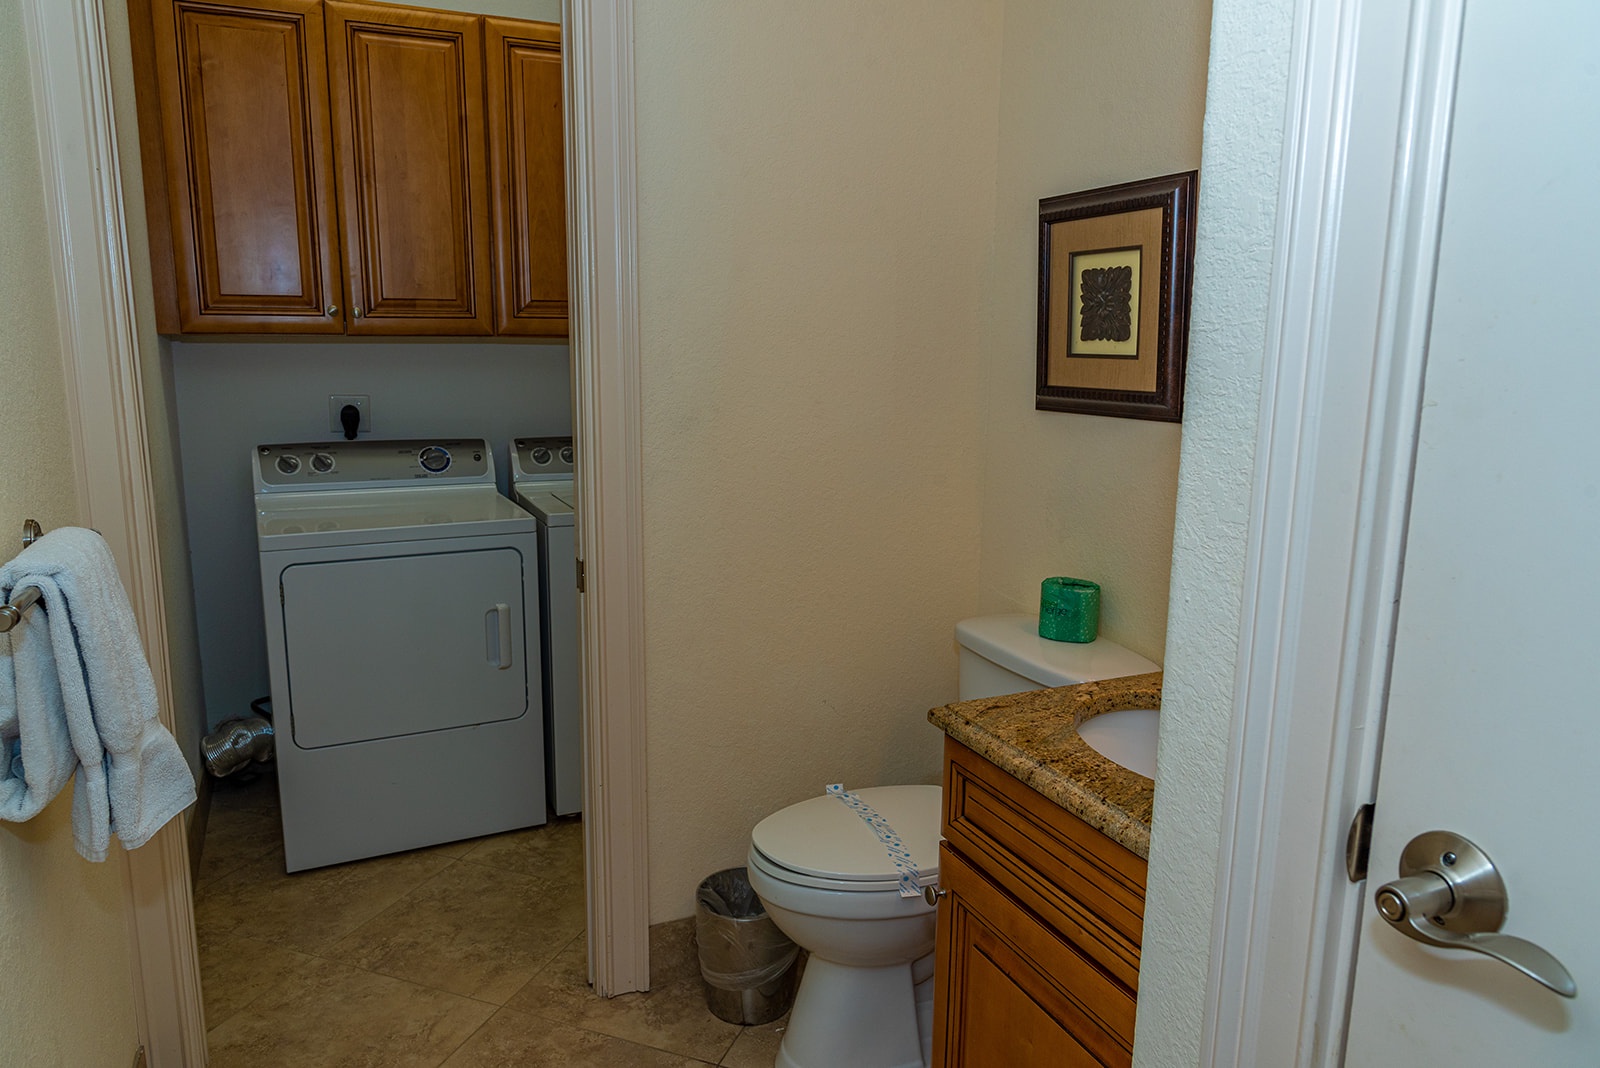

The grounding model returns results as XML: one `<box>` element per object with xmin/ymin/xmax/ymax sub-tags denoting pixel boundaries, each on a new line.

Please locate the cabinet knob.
<box><xmin>325</xmin><ymin>305</ymin><xmax>338</xmax><ymax>316</ymax></box>
<box><xmin>352</xmin><ymin>306</ymin><xmax>363</xmax><ymax>318</ymax></box>
<box><xmin>924</xmin><ymin>885</ymin><xmax>947</xmax><ymax>907</ymax></box>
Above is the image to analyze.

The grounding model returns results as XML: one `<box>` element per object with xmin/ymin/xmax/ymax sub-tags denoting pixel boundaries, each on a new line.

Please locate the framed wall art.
<box><xmin>1036</xmin><ymin>171</ymin><xmax>1198</xmax><ymax>421</ymax></box>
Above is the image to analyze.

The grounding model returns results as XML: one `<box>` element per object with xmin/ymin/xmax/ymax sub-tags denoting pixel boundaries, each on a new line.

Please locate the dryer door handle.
<box><xmin>485</xmin><ymin>603</ymin><xmax>513</xmax><ymax>670</ymax></box>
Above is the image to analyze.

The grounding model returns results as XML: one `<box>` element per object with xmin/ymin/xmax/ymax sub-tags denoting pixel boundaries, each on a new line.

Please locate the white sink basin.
<box><xmin>1075</xmin><ymin>708</ymin><xmax>1160</xmax><ymax>779</ymax></box>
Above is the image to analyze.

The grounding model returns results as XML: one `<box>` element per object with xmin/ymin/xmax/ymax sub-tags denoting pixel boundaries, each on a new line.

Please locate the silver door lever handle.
<box><xmin>1373</xmin><ymin>830</ymin><xmax>1576</xmax><ymax>998</ymax></box>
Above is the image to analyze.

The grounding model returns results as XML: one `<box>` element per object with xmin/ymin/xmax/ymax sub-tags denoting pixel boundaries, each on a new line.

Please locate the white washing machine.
<box><xmin>510</xmin><ymin>436</ymin><xmax>580</xmax><ymax>817</ymax></box>
<box><xmin>254</xmin><ymin>438</ymin><xmax>546</xmax><ymax>871</ymax></box>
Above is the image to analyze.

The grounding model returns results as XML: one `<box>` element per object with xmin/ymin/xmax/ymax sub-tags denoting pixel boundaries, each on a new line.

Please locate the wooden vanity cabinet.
<box><xmin>485</xmin><ymin>17</ymin><xmax>568</xmax><ymax>338</ymax></box>
<box><xmin>934</xmin><ymin>738</ymin><xmax>1147</xmax><ymax>1067</ymax></box>
<box><xmin>327</xmin><ymin>2</ymin><xmax>493</xmax><ymax>335</ymax></box>
<box><xmin>137</xmin><ymin>0</ymin><xmax>344</xmax><ymax>333</ymax></box>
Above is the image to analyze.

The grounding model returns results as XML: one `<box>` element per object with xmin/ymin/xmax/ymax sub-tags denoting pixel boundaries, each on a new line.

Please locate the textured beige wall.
<box><xmin>976</xmin><ymin>0</ymin><xmax>1212</xmax><ymax>664</ymax></box>
<box><xmin>1134</xmin><ymin>0</ymin><xmax>1294</xmax><ymax>1062</ymax></box>
<box><xmin>0</xmin><ymin>0</ymin><xmax>140</xmax><ymax>1061</ymax></box>
<box><xmin>635</xmin><ymin>1</ymin><xmax>999</xmax><ymax>921</ymax></box>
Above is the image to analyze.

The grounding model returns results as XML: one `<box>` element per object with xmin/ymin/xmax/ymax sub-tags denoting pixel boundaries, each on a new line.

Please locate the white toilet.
<box><xmin>747</xmin><ymin>614</ymin><xmax>1159</xmax><ymax>1068</ymax></box>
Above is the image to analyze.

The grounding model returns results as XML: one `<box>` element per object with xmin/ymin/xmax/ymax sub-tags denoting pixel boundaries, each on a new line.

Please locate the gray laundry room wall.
<box><xmin>172</xmin><ymin>339</ymin><xmax>571</xmax><ymax>733</ymax></box>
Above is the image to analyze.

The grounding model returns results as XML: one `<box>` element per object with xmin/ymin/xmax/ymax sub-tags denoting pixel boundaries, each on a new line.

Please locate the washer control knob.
<box><xmin>275</xmin><ymin>454</ymin><xmax>301</xmax><ymax>476</ymax></box>
<box><xmin>418</xmin><ymin>446</ymin><xmax>452</xmax><ymax>473</ymax></box>
<box><xmin>310</xmin><ymin>452</ymin><xmax>335</xmax><ymax>474</ymax></box>
<box><xmin>531</xmin><ymin>446</ymin><xmax>552</xmax><ymax>465</ymax></box>
<box><xmin>559</xmin><ymin>445</ymin><xmax>574</xmax><ymax>464</ymax></box>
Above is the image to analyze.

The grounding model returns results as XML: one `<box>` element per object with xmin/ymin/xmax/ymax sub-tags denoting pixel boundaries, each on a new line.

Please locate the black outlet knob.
<box><xmin>340</xmin><ymin>404</ymin><xmax>361</xmax><ymax>441</ymax></box>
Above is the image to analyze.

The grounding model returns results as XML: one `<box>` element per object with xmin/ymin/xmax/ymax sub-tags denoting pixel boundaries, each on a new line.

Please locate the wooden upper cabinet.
<box><xmin>485</xmin><ymin>18</ymin><xmax>568</xmax><ymax>338</ymax></box>
<box><xmin>140</xmin><ymin>0</ymin><xmax>343</xmax><ymax>332</ymax></box>
<box><xmin>132</xmin><ymin>0</ymin><xmax>565</xmax><ymax>337</ymax></box>
<box><xmin>326</xmin><ymin>2</ymin><xmax>493</xmax><ymax>335</ymax></box>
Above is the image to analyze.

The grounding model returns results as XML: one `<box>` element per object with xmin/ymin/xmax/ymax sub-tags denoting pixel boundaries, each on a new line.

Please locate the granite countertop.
<box><xmin>927</xmin><ymin>672</ymin><xmax>1162</xmax><ymax>859</ymax></box>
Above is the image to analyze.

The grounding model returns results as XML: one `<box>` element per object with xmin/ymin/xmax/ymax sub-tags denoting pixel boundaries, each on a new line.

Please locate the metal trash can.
<box><xmin>694</xmin><ymin>867</ymin><xmax>800</xmax><ymax>1025</ymax></box>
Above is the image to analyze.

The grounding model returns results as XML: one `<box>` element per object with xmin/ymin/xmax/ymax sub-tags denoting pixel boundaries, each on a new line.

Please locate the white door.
<box><xmin>1342</xmin><ymin>0</ymin><xmax>1599</xmax><ymax>1060</ymax></box>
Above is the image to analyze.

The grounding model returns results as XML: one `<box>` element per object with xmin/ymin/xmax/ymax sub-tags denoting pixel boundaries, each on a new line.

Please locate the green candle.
<box><xmin>1038</xmin><ymin>577</ymin><xmax>1100</xmax><ymax>643</ymax></box>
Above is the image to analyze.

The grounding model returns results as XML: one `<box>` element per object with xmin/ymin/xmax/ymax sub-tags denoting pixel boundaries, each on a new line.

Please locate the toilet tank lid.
<box><xmin>751</xmin><ymin>785</ymin><xmax>941</xmax><ymax>884</ymax></box>
<box><xmin>956</xmin><ymin>614</ymin><xmax>1159</xmax><ymax>688</ymax></box>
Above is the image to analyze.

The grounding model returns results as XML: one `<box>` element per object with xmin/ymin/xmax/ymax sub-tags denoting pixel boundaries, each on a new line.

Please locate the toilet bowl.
<box><xmin>747</xmin><ymin>785</ymin><xmax>942</xmax><ymax>1068</ymax></box>
<box><xmin>748</xmin><ymin>614</ymin><xmax>1160</xmax><ymax>1068</ymax></box>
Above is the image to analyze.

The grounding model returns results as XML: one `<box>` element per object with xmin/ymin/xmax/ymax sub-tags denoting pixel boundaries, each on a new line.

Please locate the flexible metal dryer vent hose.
<box><xmin>200</xmin><ymin>715</ymin><xmax>274</xmax><ymax>778</ymax></box>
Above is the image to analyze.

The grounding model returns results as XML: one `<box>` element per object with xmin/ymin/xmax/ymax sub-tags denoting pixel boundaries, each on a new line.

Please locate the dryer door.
<box><xmin>281</xmin><ymin>547</ymin><xmax>529</xmax><ymax>748</ymax></box>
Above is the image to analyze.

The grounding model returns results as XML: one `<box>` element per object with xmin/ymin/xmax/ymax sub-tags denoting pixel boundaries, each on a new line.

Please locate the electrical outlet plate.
<box><xmin>328</xmin><ymin>394</ymin><xmax>370</xmax><ymax>435</ymax></box>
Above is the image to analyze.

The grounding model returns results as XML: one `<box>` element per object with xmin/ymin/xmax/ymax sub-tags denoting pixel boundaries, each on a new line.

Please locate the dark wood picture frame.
<box><xmin>1036</xmin><ymin>171</ymin><xmax>1198</xmax><ymax>421</ymax></box>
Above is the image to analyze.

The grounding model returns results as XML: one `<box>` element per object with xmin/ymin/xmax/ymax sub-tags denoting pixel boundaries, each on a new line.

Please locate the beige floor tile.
<box><xmin>720</xmin><ymin>1014</ymin><xmax>789</xmax><ymax>1067</ymax></box>
<box><xmin>419</xmin><ymin>836</ymin><xmax>481</xmax><ymax>859</ymax></box>
<box><xmin>206</xmin><ymin>954</ymin><xmax>494</xmax><ymax>1068</ymax></box>
<box><xmin>328</xmin><ymin>859</ymin><xmax>586</xmax><ymax>1004</ymax></box>
<box><xmin>195</xmin><ymin>776</ymin><xmax>283</xmax><ymax>888</ymax></box>
<box><xmin>194</xmin><ymin>842</ymin><xmax>454</xmax><ymax>954</ymax></box>
<box><xmin>197</xmin><ymin>933</ymin><xmax>317</xmax><ymax>1032</ymax></box>
<box><xmin>504</xmin><ymin>917</ymin><xmax>742</xmax><ymax>1063</ymax></box>
<box><xmin>441</xmin><ymin>1006</ymin><xmax>714</xmax><ymax>1067</ymax></box>
<box><xmin>459</xmin><ymin>816</ymin><xmax>584</xmax><ymax>888</ymax></box>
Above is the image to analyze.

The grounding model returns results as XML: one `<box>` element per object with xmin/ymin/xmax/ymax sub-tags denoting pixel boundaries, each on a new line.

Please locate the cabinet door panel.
<box><xmin>485</xmin><ymin>17</ymin><xmax>568</xmax><ymax>337</ymax></box>
<box><xmin>943</xmin><ymin>738</ymin><xmax>1146</xmax><ymax>989</ymax></box>
<box><xmin>150</xmin><ymin>0</ymin><xmax>341</xmax><ymax>331</ymax></box>
<box><xmin>934</xmin><ymin>845</ymin><xmax>1135</xmax><ymax>1067</ymax></box>
<box><xmin>328</xmin><ymin>2</ymin><xmax>492</xmax><ymax>335</ymax></box>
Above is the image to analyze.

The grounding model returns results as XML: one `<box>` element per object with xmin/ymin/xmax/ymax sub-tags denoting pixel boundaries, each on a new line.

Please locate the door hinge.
<box><xmin>576</xmin><ymin>558</ymin><xmax>585</xmax><ymax>593</ymax></box>
<box><xmin>1346</xmin><ymin>802</ymin><xmax>1375</xmax><ymax>883</ymax></box>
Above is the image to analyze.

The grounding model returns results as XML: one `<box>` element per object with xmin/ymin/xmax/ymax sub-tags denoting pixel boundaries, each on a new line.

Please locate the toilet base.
<box><xmin>776</xmin><ymin>956</ymin><xmax>930</xmax><ymax>1068</ymax></box>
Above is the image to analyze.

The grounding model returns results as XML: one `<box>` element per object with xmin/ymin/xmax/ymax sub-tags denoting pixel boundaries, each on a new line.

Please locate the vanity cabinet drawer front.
<box><xmin>933</xmin><ymin>844</ymin><xmax>1135</xmax><ymax>1067</ymax></box>
<box><xmin>941</xmin><ymin>738</ymin><xmax>1146</xmax><ymax>989</ymax></box>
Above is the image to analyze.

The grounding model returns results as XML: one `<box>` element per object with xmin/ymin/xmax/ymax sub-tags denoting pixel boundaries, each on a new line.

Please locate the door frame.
<box><xmin>21</xmin><ymin>1</ymin><xmax>207</xmax><ymax>1062</ymax></box>
<box><xmin>24</xmin><ymin>1</ymin><xmax>650</xmax><ymax>1064</ymax></box>
<box><xmin>1199</xmin><ymin>0</ymin><xmax>1465</xmax><ymax>1063</ymax></box>
<box><xmin>562</xmin><ymin>0</ymin><xmax>651</xmax><ymax>998</ymax></box>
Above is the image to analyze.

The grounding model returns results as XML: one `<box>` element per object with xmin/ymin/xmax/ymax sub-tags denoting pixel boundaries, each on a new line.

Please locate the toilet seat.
<box><xmin>750</xmin><ymin>784</ymin><xmax>942</xmax><ymax>892</ymax></box>
<box><xmin>750</xmin><ymin>845</ymin><xmax>910</xmax><ymax>893</ymax></box>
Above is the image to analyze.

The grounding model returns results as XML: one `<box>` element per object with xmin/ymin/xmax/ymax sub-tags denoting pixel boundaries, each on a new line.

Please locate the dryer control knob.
<box><xmin>275</xmin><ymin>454</ymin><xmax>301</xmax><ymax>476</ymax></box>
<box><xmin>559</xmin><ymin>445</ymin><xmax>574</xmax><ymax>464</ymax></box>
<box><xmin>310</xmin><ymin>452</ymin><xmax>335</xmax><ymax>474</ymax></box>
<box><xmin>531</xmin><ymin>446</ymin><xmax>552</xmax><ymax>465</ymax></box>
<box><xmin>418</xmin><ymin>446</ymin><xmax>452</xmax><ymax>473</ymax></box>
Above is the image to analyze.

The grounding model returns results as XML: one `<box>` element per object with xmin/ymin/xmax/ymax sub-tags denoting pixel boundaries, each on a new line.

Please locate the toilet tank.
<box><xmin>955</xmin><ymin>614</ymin><xmax>1160</xmax><ymax>701</ymax></box>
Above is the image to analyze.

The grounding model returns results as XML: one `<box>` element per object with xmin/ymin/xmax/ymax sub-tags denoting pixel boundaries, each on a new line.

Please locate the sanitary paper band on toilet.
<box><xmin>825</xmin><ymin>784</ymin><xmax>923</xmax><ymax>898</ymax></box>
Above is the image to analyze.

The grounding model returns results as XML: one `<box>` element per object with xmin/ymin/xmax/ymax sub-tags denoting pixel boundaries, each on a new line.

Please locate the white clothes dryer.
<box><xmin>510</xmin><ymin>436</ymin><xmax>580</xmax><ymax>817</ymax></box>
<box><xmin>254</xmin><ymin>438</ymin><xmax>546</xmax><ymax>871</ymax></box>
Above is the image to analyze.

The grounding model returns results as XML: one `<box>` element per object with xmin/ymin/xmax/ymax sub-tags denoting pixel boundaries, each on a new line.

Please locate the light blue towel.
<box><xmin>0</xmin><ymin>601</ymin><xmax>77</xmax><ymax>823</ymax></box>
<box><xmin>0</xmin><ymin>528</ymin><xmax>195</xmax><ymax>860</ymax></box>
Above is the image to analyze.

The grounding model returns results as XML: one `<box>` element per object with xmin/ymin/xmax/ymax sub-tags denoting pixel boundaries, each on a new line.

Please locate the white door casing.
<box><xmin>563</xmin><ymin>0</ymin><xmax>651</xmax><ymax>996</ymax></box>
<box><xmin>1204</xmin><ymin>0</ymin><xmax>1597</xmax><ymax>1061</ymax></box>
<box><xmin>1343</xmin><ymin>0</ymin><xmax>1598</xmax><ymax>1056</ymax></box>
<box><xmin>1201</xmin><ymin>0</ymin><xmax>1463</xmax><ymax>1060</ymax></box>
<box><xmin>21</xmin><ymin>1</ymin><xmax>208</xmax><ymax>1063</ymax></box>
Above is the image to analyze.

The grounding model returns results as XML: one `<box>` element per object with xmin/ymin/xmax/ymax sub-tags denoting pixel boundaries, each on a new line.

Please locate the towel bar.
<box><xmin>1</xmin><ymin>519</ymin><xmax>45</xmax><ymax>633</ymax></box>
